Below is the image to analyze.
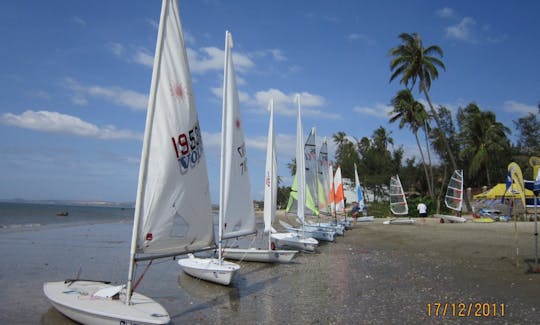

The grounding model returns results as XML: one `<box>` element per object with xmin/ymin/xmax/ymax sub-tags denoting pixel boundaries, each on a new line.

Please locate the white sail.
<box><xmin>328</xmin><ymin>163</ymin><xmax>335</xmax><ymax>214</ymax></box>
<box><xmin>354</xmin><ymin>163</ymin><xmax>364</xmax><ymax>210</ymax></box>
<box><xmin>263</xmin><ymin>100</ymin><xmax>277</xmax><ymax>234</ymax></box>
<box><xmin>295</xmin><ymin>95</ymin><xmax>306</xmax><ymax>224</ymax></box>
<box><xmin>219</xmin><ymin>31</ymin><xmax>256</xmax><ymax>240</ymax></box>
<box><xmin>389</xmin><ymin>175</ymin><xmax>408</xmax><ymax>215</ymax></box>
<box><xmin>445</xmin><ymin>169</ymin><xmax>463</xmax><ymax>212</ymax></box>
<box><xmin>318</xmin><ymin>138</ymin><xmax>330</xmax><ymax>214</ymax></box>
<box><xmin>133</xmin><ymin>0</ymin><xmax>213</xmax><ymax>256</ymax></box>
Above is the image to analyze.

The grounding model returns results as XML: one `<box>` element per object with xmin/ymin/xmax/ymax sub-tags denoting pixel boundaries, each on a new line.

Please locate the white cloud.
<box><xmin>503</xmin><ymin>100</ymin><xmax>537</xmax><ymax>115</ymax></box>
<box><xmin>1</xmin><ymin>110</ymin><xmax>142</xmax><ymax>140</ymax></box>
<box><xmin>66</xmin><ymin>78</ymin><xmax>148</xmax><ymax>111</ymax></box>
<box><xmin>71</xmin><ymin>16</ymin><xmax>86</xmax><ymax>26</ymax></box>
<box><xmin>133</xmin><ymin>49</ymin><xmax>154</xmax><ymax>67</ymax></box>
<box><xmin>353</xmin><ymin>103</ymin><xmax>393</xmax><ymax>119</ymax></box>
<box><xmin>106</xmin><ymin>42</ymin><xmax>125</xmax><ymax>57</ymax></box>
<box><xmin>436</xmin><ymin>7</ymin><xmax>455</xmax><ymax>18</ymax></box>
<box><xmin>445</xmin><ymin>17</ymin><xmax>477</xmax><ymax>42</ymax></box>
<box><xmin>187</xmin><ymin>46</ymin><xmax>254</xmax><ymax>73</ymax></box>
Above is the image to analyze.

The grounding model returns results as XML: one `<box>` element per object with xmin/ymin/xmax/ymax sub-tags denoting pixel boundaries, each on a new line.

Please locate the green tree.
<box><xmin>513</xmin><ymin>113</ymin><xmax>540</xmax><ymax>155</ymax></box>
<box><xmin>458</xmin><ymin>103</ymin><xmax>511</xmax><ymax>186</ymax></box>
<box><xmin>389</xmin><ymin>32</ymin><xmax>457</xmax><ymax>171</ymax></box>
<box><xmin>389</xmin><ymin>89</ymin><xmax>434</xmax><ymax>200</ymax></box>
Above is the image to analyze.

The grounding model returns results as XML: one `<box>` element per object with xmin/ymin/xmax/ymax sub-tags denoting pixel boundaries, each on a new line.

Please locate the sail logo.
<box><xmin>170</xmin><ymin>82</ymin><xmax>188</xmax><ymax>102</ymax></box>
<box><xmin>171</xmin><ymin>123</ymin><xmax>203</xmax><ymax>174</ymax></box>
<box><xmin>237</xmin><ymin>142</ymin><xmax>248</xmax><ymax>175</ymax></box>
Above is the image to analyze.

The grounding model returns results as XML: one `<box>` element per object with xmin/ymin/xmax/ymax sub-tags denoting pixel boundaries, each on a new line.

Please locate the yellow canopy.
<box><xmin>473</xmin><ymin>183</ymin><xmax>534</xmax><ymax>200</ymax></box>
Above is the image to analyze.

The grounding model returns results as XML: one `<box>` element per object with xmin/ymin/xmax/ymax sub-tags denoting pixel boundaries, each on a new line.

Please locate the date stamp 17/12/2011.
<box><xmin>426</xmin><ymin>302</ymin><xmax>505</xmax><ymax>317</ymax></box>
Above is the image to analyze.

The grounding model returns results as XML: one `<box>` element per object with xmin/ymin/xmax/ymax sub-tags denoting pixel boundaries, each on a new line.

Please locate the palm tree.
<box><xmin>389</xmin><ymin>32</ymin><xmax>458</xmax><ymax>171</ymax></box>
<box><xmin>458</xmin><ymin>103</ymin><xmax>510</xmax><ymax>185</ymax></box>
<box><xmin>389</xmin><ymin>89</ymin><xmax>434</xmax><ymax>200</ymax></box>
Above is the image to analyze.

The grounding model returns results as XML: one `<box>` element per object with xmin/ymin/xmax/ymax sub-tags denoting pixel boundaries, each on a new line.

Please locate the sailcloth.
<box><xmin>318</xmin><ymin>138</ymin><xmax>330</xmax><ymax>214</ymax></box>
<box><xmin>390</xmin><ymin>175</ymin><xmax>408</xmax><ymax>215</ymax></box>
<box><xmin>264</xmin><ymin>99</ymin><xmax>277</xmax><ymax>234</ymax></box>
<box><xmin>354</xmin><ymin>163</ymin><xmax>364</xmax><ymax>210</ymax></box>
<box><xmin>295</xmin><ymin>95</ymin><xmax>306</xmax><ymax>224</ymax></box>
<box><xmin>445</xmin><ymin>170</ymin><xmax>463</xmax><ymax>211</ymax></box>
<box><xmin>134</xmin><ymin>0</ymin><xmax>213</xmax><ymax>255</ymax></box>
<box><xmin>334</xmin><ymin>166</ymin><xmax>345</xmax><ymax>213</ymax></box>
<box><xmin>220</xmin><ymin>31</ymin><xmax>256</xmax><ymax>239</ymax></box>
<box><xmin>328</xmin><ymin>163</ymin><xmax>335</xmax><ymax>214</ymax></box>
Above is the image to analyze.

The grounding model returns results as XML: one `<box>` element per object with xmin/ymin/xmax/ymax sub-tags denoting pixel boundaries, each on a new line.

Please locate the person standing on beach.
<box><xmin>351</xmin><ymin>201</ymin><xmax>361</xmax><ymax>224</ymax></box>
<box><xmin>417</xmin><ymin>202</ymin><xmax>428</xmax><ymax>218</ymax></box>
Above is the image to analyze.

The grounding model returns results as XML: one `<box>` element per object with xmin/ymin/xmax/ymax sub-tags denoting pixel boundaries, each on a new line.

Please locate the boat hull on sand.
<box><xmin>43</xmin><ymin>281</ymin><xmax>170</xmax><ymax>325</ymax></box>
<box><xmin>270</xmin><ymin>232</ymin><xmax>318</xmax><ymax>252</ymax></box>
<box><xmin>222</xmin><ymin>247</ymin><xmax>297</xmax><ymax>263</ymax></box>
<box><xmin>177</xmin><ymin>254</ymin><xmax>239</xmax><ymax>285</ymax></box>
<box><xmin>435</xmin><ymin>214</ymin><xmax>467</xmax><ymax>223</ymax></box>
<box><xmin>383</xmin><ymin>218</ymin><xmax>416</xmax><ymax>225</ymax></box>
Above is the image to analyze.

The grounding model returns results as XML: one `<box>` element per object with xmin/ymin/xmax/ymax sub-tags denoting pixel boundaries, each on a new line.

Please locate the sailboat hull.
<box><xmin>177</xmin><ymin>254</ymin><xmax>239</xmax><ymax>285</ymax></box>
<box><xmin>383</xmin><ymin>218</ymin><xmax>416</xmax><ymax>225</ymax></box>
<box><xmin>280</xmin><ymin>220</ymin><xmax>335</xmax><ymax>242</ymax></box>
<box><xmin>434</xmin><ymin>214</ymin><xmax>467</xmax><ymax>223</ymax></box>
<box><xmin>270</xmin><ymin>232</ymin><xmax>318</xmax><ymax>252</ymax></box>
<box><xmin>222</xmin><ymin>247</ymin><xmax>297</xmax><ymax>263</ymax></box>
<box><xmin>43</xmin><ymin>281</ymin><xmax>170</xmax><ymax>325</ymax></box>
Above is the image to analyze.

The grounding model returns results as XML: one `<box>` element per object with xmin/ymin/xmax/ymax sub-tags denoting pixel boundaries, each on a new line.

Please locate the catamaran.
<box><xmin>384</xmin><ymin>175</ymin><xmax>416</xmax><ymax>225</ymax></box>
<box><xmin>271</xmin><ymin>96</ymin><xmax>319</xmax><ymax>251</ymax></box>
<box><xmin>222</xmin><ymin>98</ymin><xmax>297</xmax><ymax>263</ymax></box>
<box><xmin>435</xmin><ymin>169</ymin><xmax>467</xmax><ymax>223</ymax></box>
<box><xmin>43</xmin><ymin>0</ymin><xmax>213</xmax><ymax>323</ymax></box>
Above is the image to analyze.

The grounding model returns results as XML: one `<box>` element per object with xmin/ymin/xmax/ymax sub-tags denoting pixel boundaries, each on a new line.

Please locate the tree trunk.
<box><xmin>414</xmin><ymin>131</ymin><xmax>434</xmax><ymax>200</ymax></box>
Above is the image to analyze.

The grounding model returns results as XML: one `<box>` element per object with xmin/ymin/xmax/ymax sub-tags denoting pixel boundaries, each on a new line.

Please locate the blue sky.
<box><xmin>1</xmin><ymin>0</ymin><xmax>538</xmax><ymax>203</ymax></box>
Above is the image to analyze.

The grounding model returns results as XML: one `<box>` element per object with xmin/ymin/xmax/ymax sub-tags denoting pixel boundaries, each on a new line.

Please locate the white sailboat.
<box><xmin>177</xmin><ymin>31</ymin><xmax>256</xmax><ymax>284</ymax></box>
<box><xmin>354</xmin><ymin>163</ymin><xmax>374</xmax><ymax>222</ymax></box>
<box><xmin>435</xmin><ymin>169</ymin><xmax>467</xmax><ymax>223</ymax></box>
<box><xmin>43</xmin><ymin>1</ymin><xmax>213</xmax><ymax>323</ymax></box>
<box><xmin>222</xmin><ymin>98</ymin><xmax>297</xmax><ymax>263</ymax></box>
<box><xmin>271</xmin><ymin>96</ymin><xmax>319</xmax><ymax>252</ymax></box>
<box><xmin>384</xmin><ymin>175</ymin><xmax>416</xmax><ymax>225</ymax></box>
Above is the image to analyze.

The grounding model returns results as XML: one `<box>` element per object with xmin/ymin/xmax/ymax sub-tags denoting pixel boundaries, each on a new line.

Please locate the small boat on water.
<box><xmin>56</xmin><ymin>211</ymin><xmax>69</xmax><ymax>216</ymax></box>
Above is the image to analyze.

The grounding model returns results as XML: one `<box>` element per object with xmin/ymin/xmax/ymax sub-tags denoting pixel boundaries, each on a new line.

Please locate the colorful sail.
<box><xmin>390</xmin><ymin>175</ymin><xmax>408</xmax><ymax>215</ymax></box>
<box><xmin>354</xmin><ymin>163</ymin><xmax>364</xmax><ymax>211</ymax></box>
<box><xmin>445</xmin><ymin>169</ymin><xmax>463</xmax><ymax>212</ymax></box>
<box><xmin>304</xmin><ymin>127</ymin><xmax>320</xmax><ymax>215</ymax></box>
<box><xmin>508</xmin><ymin>162</ymin><xmax>526</xmax><ymax>208</ymax></box>
<box><xmin>134</xmin><ymin>0</ymin><xmax>213</xmax><ymax>255</ymax></box>
<box><xmin>263</xmin><ymin>99</ymin><xmax>277</xmax><ymax>234</ymax></box>
<box><xmin>219</xmin><ymin>31</ymin><xmax>256</xmax><ymax>239</ymax></box>
<box><xmin>334</xmin><ymin>166</ymin><xmax>345</xmax><ymax>213</ymax></box>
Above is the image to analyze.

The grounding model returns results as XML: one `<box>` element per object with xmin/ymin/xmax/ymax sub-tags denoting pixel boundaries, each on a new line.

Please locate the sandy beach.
<box><xmin>1</xmin><ymin>212</ymin><xmax>539</xmax><ymax>324</ymax></box>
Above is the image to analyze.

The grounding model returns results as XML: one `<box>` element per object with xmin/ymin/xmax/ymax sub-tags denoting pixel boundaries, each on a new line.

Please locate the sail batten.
<box><xmin>445</xmin><ymin>170</ymin><xmax>463</xmax><ymax>211</ymax></box>
<box><xmin>390</xmin><ymin>175</ymin><xmax>408</xmax><ymax>215</ymax></box>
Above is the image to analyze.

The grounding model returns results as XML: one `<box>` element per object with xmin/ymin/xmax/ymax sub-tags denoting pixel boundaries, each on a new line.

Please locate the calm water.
<box><xmin>0</xmin><ymin>202</ymin><xmax>134</xmax><ymax>230</ymax></box>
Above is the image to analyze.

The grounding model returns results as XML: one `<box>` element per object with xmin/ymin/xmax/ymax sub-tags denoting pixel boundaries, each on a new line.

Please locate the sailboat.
<box><xmin>221</xmin><ymin>98</ymin><xmax>297</xmax><ymax>263</ymax></box>
<box><xmin>177</xmin><ymin>31</ymin><xmax>256</xmax><ymax>284</ymax></box>
<box><xmin>43</xmin><ymin>1</ymin><xmax>213</xmax><ymax>323</ymax></box>
<box><xmin>354</xmin><ymin>163</ymin><xmax>374</xmax><ymax>222</ymax></box>
<box><xmin>435</xmin><ymin>170</ymin><xmax>467</xmax><ymax>223</ymax></box>
<box><xmin>384</xmin><ymin>175</ymin><xmax>416</xmax><ymax>225</ymax></box>
<box><xmin>271</xmin><ymin>96</ymin><xmax>319</xmax><ymax>251</ymax></box>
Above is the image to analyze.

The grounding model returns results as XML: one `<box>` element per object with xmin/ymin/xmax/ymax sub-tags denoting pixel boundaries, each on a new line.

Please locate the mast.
<box><xmin>218</xmin><ymin>31</ymin><xmax>232</xmax><ymax>264</ymax></box>
<box><xmin>295</xmin><ymin>95</ymin><xmax>306</xmax><ymax>236</ymax></box>
<box><xmin>126</xmin><ymin>0</ymin><xmax>169</xmax><ymax>304</ymax></box>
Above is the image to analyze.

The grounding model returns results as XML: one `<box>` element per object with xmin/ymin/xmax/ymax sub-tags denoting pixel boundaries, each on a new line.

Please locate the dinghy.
<box><xmin>178</xmin><ymin>31</ymin><xmax>256</xmax><ymax>283</ymax></box>
<box><xmin>44</xmin><ymin>1</ymin><xmax>214</xmax><ymax>322</ymax></box>
<box><xmin>222</xmin><ymin>98</ymin><xmax>297</xmax><ymax>263</ymax></box>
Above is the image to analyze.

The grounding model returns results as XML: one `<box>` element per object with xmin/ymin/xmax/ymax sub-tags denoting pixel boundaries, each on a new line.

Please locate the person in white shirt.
<box><xmin>417</xmin><ymin>202</ymin><xmax>427</xmax><ymax>218</ymax></box>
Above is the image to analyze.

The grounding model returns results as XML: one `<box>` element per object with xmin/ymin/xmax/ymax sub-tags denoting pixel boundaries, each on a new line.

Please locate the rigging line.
<box><xmin>132</xmin><ymin>260</ymin><xmax>153</xmax><ymax>292</ymax></box>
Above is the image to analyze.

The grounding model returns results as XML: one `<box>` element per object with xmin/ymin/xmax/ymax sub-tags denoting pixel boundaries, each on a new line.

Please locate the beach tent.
<box><xmin>473</xmin><ymin>183</ymin><xmax>534</xmax><ymax>200</ymax></box>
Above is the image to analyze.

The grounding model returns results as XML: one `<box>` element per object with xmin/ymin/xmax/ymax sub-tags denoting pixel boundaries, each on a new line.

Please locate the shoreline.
<box><xmin>1</xmin><ymin>216</ymin><xmax>539</xmax><ymax>324</ymax></box>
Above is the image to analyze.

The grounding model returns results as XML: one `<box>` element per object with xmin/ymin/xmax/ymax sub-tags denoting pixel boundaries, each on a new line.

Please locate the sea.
<box><xmin>0</xmin><ymin>201</ymin><xmax>135</xmax><ymax>231</ymax></box>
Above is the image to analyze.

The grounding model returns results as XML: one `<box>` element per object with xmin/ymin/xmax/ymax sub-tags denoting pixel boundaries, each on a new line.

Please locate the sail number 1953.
<box><xmin>171</xmin><ymin>124</ymin><xmax>203</xmax><ymax>173</ymax></box>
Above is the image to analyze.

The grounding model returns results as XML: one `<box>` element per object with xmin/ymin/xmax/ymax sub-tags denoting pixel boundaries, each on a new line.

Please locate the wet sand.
<box><xmin>1</xmin><ymin>213</ymin><xmax>539</xmax><ymax>324</ymax></box>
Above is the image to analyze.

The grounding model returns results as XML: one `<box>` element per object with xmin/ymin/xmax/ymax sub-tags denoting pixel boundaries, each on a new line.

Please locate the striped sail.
<box><xmin>445</xmin><ymin>170</ymin><xmax>463</xmax><ymax>212</ymax></box>
<box><xmin>390</xmin><ymin>175</ymin><xmax>408</xmax><ymax>215</ymax></box>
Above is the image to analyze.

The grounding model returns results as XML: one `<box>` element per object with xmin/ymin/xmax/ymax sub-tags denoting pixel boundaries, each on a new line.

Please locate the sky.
<box><xmin>0</xmin><ymin>0</ymin><xmax>539</xmax><ymax>203</ymax></box>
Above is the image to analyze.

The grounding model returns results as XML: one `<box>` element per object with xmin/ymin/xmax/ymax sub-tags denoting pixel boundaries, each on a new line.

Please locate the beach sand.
<box><xmin>1</xmin><ymin>213</ymin><xmax>539</xmax><ymax>324</ymax></box>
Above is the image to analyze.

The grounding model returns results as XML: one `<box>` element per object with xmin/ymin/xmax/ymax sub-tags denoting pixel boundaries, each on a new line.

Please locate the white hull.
<box><xmin>305</xmin><ymin>222</ymin><xmax>345</xmax><ymax>235</ymax></box>
<box><xmin>222</xmin><ymin>247</ymin><xmax>297</xmax><ymax>263</ymax></box>
<box><xmin>270</xmin><ymin>232</ymin><xmax>318</xmax><ymax>252</ymax></box>
<box><xmin>435</xmin><ymin>214</ymin><xmax>467</xmax><ymax>223</ymax></box>
<box><xmin>177</xmin><ymin>254</ymin><xmax>239</xmax><ymax>285</ymax></box>
<box><xmin>356</xmin><ymin>216</ymin><xmax>375</xmax><ymax>222</ymax></box>
<box><xmin>383</xmin><ymin>218</ymin><xmax>416</xmax><ymax>225</ymax></box>
<box><xmin>280</xmin><ymin>220</ymin><xmax>335</xmax><ymax>242</ymax></box>
<box><xmin>43</xmin><ymin>281</ymin><xmax>170</xmax><ymax>325</ymax></box>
